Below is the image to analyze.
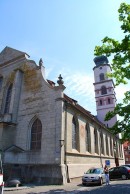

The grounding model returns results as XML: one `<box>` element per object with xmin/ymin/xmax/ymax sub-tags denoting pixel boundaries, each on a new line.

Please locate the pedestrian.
<box><xmin>104</xmin><ymin>165</ymin><xmax>110</xmax><ymax>185</ymax></box>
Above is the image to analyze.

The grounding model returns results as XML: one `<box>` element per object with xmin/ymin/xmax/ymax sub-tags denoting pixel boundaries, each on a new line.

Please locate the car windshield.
<box><xmin>86</xmin><ymin>168</ymin><xmax>101</xmax><ymax>174</ymax></box>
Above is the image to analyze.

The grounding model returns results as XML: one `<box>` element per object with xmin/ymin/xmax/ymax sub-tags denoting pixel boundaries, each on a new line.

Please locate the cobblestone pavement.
<box><xmin>3</xmin><ymin>179</ymin><xmax>130</xmax><ymax>194</ymax></box>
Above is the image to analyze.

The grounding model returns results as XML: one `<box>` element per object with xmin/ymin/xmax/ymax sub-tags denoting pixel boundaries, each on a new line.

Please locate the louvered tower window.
<box><xmin>99</xmin><ymin>73</ymin><xmax>105</xmax><ymax>81</ymax></box>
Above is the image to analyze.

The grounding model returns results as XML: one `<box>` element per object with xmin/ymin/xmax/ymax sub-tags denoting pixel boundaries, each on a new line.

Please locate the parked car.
<box><xmin>121</xmin><ymin>164</ymin><xmax>130</xmax><ymax>168</ymax></box>
<box><xmin>82</xmin><ymin>168</ymin><xmax>106</xmax><ymax>186</ymax></box>
<box><xmin>109</xmin><ymin>166</ymin><xmax>130</xmax><ymax>180</ymax></box>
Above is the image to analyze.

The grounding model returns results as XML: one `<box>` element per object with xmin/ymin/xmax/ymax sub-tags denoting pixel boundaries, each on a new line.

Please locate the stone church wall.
<box><xmin>0</xmin><ymin>47</ymin><xmax>125</xmax><ymax>185</ymax></box>
<box><xmin>62</xmin><ymin>107</ymin><xmax>124</xmax><ymax>182</ymax></box>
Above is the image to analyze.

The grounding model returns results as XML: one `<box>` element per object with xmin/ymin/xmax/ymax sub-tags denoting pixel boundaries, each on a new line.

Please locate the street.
<box><xmin>79</xmin><ymin>180</ymin><xmax>130</xmax><ymax>194</ymax></box>
<box><xmin>4</xmin><ymin>179</ymin><xmax>130</xmax><ymax>194</ymax></box>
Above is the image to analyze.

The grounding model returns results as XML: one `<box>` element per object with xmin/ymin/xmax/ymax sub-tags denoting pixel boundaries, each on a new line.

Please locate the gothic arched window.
<box><xmin>101</xmin><ymin>132</ymin><xmax>104</xmax><ymax>154</ymax></box>
<box><xmin>86</xmin><ymin>123</ymin><xmax>91</xmax><ymax>153</ymax></box>
<box><xmin>94</xmin><ymin>128</ymin><xmax>98</xmax><ymax>154</ymax></box>
<box><xmin>110</xmin><ymin>137</ymin><xmax>113</xmax><ymax>156</ymax></box>
<box><xmin>99</xmin><ymin>73</ymin><xmax>105</xmax><ymax>81</ymax></box>
<box><xmin>4</xmin><ymin>84</ymin><xmax>13</xmax><ymax>113</ymax></box>
<box><xmin>72</xmin><ymin>117</ymin><xmax>77</xmax><ymax>149</ymax></box>
<box><xmin>30</xmin><ymin>118</ymin><xmax>42</xmax><ymax>150</ymax></box>
<box><xmin>106</xmin><ymin>135</ymin><xmax>109</xmax><ymax>155</ymax></box>
<box><xmin>101</xmin><ymin>86</ymin><xmax>107</xmax><ymax>95</ymax></box>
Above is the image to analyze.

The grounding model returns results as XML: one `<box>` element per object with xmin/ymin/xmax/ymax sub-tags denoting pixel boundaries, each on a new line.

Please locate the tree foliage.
<box><xmin>94</xmin><ymin>3</ymin><xmax>130</xmax><ymax>142</ymax></box>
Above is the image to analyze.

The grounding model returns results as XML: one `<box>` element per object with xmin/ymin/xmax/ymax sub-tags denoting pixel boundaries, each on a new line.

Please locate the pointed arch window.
<box><xmin>30</xmin><ymin>118</ymin><xmax>42</xmax><ymax>150</ymax></box>
<box><xmin>99</xmin><ymin>73</ymin><xmax>105</xmax><ymax>81</ymax></box>
<box><xmin>110</xmin><ymin>137</ymin><xmax>113</xmax><ymax>156</ymax></box>
<box><xmin>94</xmin><ymin>128</ymin><xmax>98</xmax><ymax>154</ymax></box>
<box><xmin>106</xmin><ymin>135</ymin><xmax>109</xmax><ymax>155</ymax></box>
<box><xmin>0</xmin><ymin>77</ymin><xmax>3</xmax><ymax>91</ymax></box>
<box><xmin>72</xmin><ymin>117</ymin><xmax>77</xmax><ymax>149</ymax></box>
<box><xmin>86</xmin><ymin>123</ymin><xmax>91</xmax><ymax>153</ymax></box>
<box><xmin>101</xmin><ymin>86</ymin><xmax>107</xmax><ymax>95</ymax></box>
<box><xmin>4</xmin><ymin>84</ymin><xmax>13</xmax><ymax>113</ymax></box>
<box><xmin>101</xmin><ymin>132</ymin><xmax>104</xmax><ymax>154</ymax></box>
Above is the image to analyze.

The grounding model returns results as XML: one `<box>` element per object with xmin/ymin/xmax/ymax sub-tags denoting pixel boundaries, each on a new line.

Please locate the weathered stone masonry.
<box><xmin>0</xmin><ymin>47</ymin><xmax>124</xmax><ymax>185</ymax></box>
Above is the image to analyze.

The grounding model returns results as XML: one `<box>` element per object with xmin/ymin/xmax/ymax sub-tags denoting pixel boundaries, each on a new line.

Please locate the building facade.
<box><xmin>123</xmin><ymin>142</ymin><xmax>130</xmax><ymax>164</ymax></box>
<box><xmin>0</xmin><ymin>47</ymin><xmax>124</xmax><ymax>185</ymax></box>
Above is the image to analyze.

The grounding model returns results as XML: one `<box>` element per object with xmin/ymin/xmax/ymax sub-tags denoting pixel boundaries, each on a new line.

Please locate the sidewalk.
<box><xmin>3</xmin><ymin>182</ymin><xmax>82</xmax><ymax>193</ymax></box>
<box><xmin>4</xmin><ymin>185</ymin><xmax>30</xmax><ymax>191</ymax></box>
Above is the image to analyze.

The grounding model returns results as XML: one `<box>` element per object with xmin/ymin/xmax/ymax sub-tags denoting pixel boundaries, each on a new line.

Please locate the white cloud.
<box><xmin>60</xmin><ymin>69</ymin><xmax>96</xmax><ymax>114</ymax></box>
<box><xmin>46</xmin><ymin>61</ymin><xmax>130</xmax><ymax>116</ymax></box>
<box><xmin>46</xmin><ymin>65</ymin><xmax>97</xmax><ymax>114</ymax></box>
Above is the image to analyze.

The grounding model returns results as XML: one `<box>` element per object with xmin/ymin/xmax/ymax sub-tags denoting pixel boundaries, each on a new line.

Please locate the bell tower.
<box><xmin>93</xmin><ymin>56</ymin><xmax>117</xmax><ymax>128</ymax></box>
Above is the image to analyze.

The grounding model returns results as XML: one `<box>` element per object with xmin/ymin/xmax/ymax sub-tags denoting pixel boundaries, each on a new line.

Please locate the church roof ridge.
<box><xmin>64</xmin><ymin>93</ymin><xmax>109</xmax><ymax>129</ymax></box>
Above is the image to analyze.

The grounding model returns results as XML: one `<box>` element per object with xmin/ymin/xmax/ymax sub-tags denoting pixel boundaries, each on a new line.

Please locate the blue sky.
<box><xmin>0</xmin><ymin>0</ymin><xmax>129</xmax><ymax>115</ymax></box>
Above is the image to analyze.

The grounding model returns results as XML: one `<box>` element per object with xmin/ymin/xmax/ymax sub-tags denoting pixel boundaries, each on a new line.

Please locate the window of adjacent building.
<box><xmin>101</xmin><ymin>86</ymin><xmax>107</xmax><ymax>95</ymax></box>
<box><xmin>0</xmin><ymin>77</ymin><xmax>3</xmax><ymax>91</ymax></box>
<box><xmin>99</xmin><ymin>73</ymin><xmax>105</xmax><ymax>81</ymax></box>
<box><xmin>86</xmin><ymin>123</ymin><xmax>91</xmax><ymax>153</ymax></box>
<box><xmin>4</xmin><ymin>84</ymin><xmax>13</xmax><ymax>113</ymax></box>
<box><xmin>30</xmin><ymin>118</ymin><xmax>42</xmax><ymax>150</ymax></box>
<box><xmin>72</xmin><ymin>117</ymin><xmax>77</xmax><ymax>150</ymax></box>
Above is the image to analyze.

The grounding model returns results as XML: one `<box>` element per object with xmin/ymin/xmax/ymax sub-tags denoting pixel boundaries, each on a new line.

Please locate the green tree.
<box><xmin>94</xmin><ymin>2</ymin><xmax>130</xmax><ymax>142</ymax></box>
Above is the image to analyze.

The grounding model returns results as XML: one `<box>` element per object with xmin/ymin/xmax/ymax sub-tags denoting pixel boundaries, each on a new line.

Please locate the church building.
<box><xmin>0</xmin><ymin>47</ymin><xmax>124</xmax><ymax>185</ymax></box>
